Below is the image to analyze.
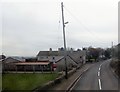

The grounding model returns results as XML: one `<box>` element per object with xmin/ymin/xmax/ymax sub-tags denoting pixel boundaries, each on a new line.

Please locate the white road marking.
<box><xmin>100</xmin><ymin>62</ymin><xmax>104</xmax><ymax>67</ymax></box>
<box><xmin>99</xmin><ymin>67</ymin><xmax>101</xmax><ymax>71</ymax></box>
<box><xmin>97</xmin><ymin>62</ymin><xmax>104</xmax><ymax>90</ymax></box>
<box><xmin>98</xmin><ymin>71</ymin><xmax>100</xmax><ymax>76</ymax></box>
<box><xmin>98</xmin><ymin>79</ymin><xmax>102</xmax><ymax>90</ymax></box>
<box><xmin>84</xmin><ymin>68</ymin><xmax>88</xmax><ymax>72</ymax></box>
<box><xmin>69</xmin><ymin>76</ymin><xmax>82</xmax><ymax>91</ymax></box>
<box><xmin>68</xmin><ymin>66</ymin><xmax>92</xmax><ymax>91</ymax></box>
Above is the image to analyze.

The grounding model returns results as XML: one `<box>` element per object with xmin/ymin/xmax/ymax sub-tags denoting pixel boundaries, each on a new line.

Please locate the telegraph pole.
<box><xmin>61</xmin><ymin>2</ymin><xmax>68</xmax><ymax>79</ymax></box>
<box><xmin>112</xmin><ymin>41</ymin><xmax>113</xmax><ymax>61</ymax></box>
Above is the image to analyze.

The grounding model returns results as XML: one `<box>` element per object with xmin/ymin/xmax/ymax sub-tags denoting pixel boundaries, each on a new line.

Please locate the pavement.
<box><xmin>48</xmin><ymin>62</ymin><xmax>94</xmax><ymax>90</ymax></box>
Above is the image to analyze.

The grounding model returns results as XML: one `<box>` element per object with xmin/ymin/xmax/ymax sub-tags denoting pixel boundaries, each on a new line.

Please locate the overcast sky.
<box><xmin>1</xmin><ymin>0</ymin><xmax>119</xmax><ymax>56</ymax></box>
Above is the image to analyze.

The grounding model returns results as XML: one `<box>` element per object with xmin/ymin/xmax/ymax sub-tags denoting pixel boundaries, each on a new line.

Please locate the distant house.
<box><xmin>3</xmin><ymin>57</ymin><xmax>25</xmax><ymax>63</ymax></box>
<box><xmin>37</xmin><ymin>48</ymin><xmax>86</xmax><ymax>72</ymax></box>
<box><xmin>3</xmin><ymin>57</ymin><xmax>25</xmax><ymax>71</ymax></box>
<box><xmin>3</xmin><ymin>57</ymin><xmax>52</xmax><ymax>72</ymax></box>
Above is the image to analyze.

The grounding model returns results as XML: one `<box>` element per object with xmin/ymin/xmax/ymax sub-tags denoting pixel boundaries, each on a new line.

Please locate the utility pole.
<box><xmin>61</xmin><ymin>2</ymin><xmax>68</xmax><ymax>79</ymax></box>
<box><xmin>112</xmin><ymin>41</ymin><xmax>113</xmax><ymax>61</ymax></box>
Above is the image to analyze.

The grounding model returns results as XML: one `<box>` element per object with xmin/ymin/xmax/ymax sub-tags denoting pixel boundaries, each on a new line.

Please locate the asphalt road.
<box><xmin>72</xmin><ymin>60</ymin><xmax>119</xmax><ymax>90</ymax></box>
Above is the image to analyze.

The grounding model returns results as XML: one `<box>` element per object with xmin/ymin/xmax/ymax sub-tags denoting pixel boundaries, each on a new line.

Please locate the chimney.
<box><xmin>49</xmin><ymin>48</ymin><xmax>52</xmax><ymax>55</ymax></box>
<box><xmin>70</xmin><ymin>48</ymin><xmax>73</xmax><ymax>53</ymax></box>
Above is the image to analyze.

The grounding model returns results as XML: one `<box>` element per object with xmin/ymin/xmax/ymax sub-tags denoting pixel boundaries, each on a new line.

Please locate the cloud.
<box><xmin>2</xmin><ymin>0</ymin><xmax>118</xmax><ymax>56</ymax></box>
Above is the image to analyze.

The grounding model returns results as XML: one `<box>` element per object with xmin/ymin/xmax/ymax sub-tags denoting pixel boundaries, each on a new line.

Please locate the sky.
<box><xmin>1</xmin><ymin>0</ymin><xmax>119</xmax><ymax>56</ymax></box>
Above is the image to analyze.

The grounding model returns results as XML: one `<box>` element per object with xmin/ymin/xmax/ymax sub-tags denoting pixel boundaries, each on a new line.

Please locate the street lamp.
<box><xmin>64</xmin><ymin>22</ymin><xmax>69</xmax><ymax>24</ymax></box>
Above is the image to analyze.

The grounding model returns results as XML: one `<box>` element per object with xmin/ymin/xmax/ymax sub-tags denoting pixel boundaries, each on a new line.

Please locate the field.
<box><xmin>2</xmin><ymin>73</ymin><xmax>59</xmax><ymax>90</ymax></box>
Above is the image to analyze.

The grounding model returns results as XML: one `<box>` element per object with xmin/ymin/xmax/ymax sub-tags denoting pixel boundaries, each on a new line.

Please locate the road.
<box><xmin>72</xmin><ymin>60</ymin><xmax>119</xmax><ymax>90</ymax></box>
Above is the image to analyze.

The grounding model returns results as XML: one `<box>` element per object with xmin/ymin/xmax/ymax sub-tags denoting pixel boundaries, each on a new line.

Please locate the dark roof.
<box><xmin>37</xmin><ymin>51</ymin><xmax>49</xmax><ymax>56</ymax></box>
<box><xmin>50</xmin><ymin>51</ymin><xmax>59</xmax><ymax>56</ymax></box>
<box><xmin>37</xmin><ymin>51</ymin><xmax>74</xmax><ymax>56</ymax></box>
<box><xmin>3</xmin><ymin>57</ymin><xmax>25</xmax><ymax>63</ymax></box>
<box><xmin>37</xmin><ymin>51</ymin><xmax>59</xmax><ymax>56</ymax></box>
<box><xmin>10</xmin><ymin>57</ymin><xmax>25</xmax><ymax>61</ymax></box>
<box><xmin>37</xmin><ymin>50</ymin><xmax>86</xmax><ymax>57</ymax></box>
<box><xmin>14</xmin><ymin>62</ymin><xmax>50</xmax><ymax>65</ymax></box>
<box><xmin>68</xmin><ymin>51</ymin><xmax>86</xmax><ymax>62</ymax></box>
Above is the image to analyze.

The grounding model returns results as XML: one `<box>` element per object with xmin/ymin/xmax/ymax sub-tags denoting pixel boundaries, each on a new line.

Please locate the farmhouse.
<box><xmin>3</xmin><ymin>57</ymin><xmax>25</xmax><ymax>71</ymax></box>
<box><xmin>37</xmin><ymin>48</ymin><xmax>86</xmax><ymax>71</ymax></box>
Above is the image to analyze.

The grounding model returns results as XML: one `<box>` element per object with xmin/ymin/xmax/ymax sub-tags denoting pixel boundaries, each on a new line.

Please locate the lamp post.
<box><xmin>61</xmin><ymin>2</ymin><xmax>68</xmax><ymax>79</ymax></box>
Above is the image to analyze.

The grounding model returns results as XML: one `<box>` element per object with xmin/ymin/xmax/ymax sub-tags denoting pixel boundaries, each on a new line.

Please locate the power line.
<box><xmin>63</xmin><ymin>5</ymin><xmax>109</xmax><ymax>44</ymax></box>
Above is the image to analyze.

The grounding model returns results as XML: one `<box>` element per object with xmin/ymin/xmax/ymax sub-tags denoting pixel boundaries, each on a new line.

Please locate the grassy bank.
<box><xmin>3</xmin><ymin>73</ymin><xmax>59</xmax><ymax>90</ymax></box>
<box><xmin>110</xmin><ymin>59</ymin><xmax>120</xmax><ymax>78</ymax></box>
<box><xmin>0</xmin><ymin>74</ymin><xmax>2</xmax><ymax>90</ymax></box>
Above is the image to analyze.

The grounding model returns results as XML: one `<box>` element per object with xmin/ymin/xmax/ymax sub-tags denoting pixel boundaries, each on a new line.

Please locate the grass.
<box><xmin>2</xmin><ymin>73</ymin><xmax>59</xmax><ymax>90</ymax></box>
<box><xmin>0</xmin><ymin>74</ymin><xmax>2</xmax><ymax>91</ymax></box>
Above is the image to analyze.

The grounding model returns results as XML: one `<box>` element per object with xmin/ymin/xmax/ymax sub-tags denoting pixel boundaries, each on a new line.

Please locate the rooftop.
<box><xmin>14</xmin><ymin>62</ymin><xmax>50</xmax><ymax>65</ymax></box>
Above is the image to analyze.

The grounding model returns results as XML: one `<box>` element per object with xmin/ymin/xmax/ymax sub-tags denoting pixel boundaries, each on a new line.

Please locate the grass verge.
<box><xmin>2</xmin><ymin>73</ymin><xmax>59</xmax><ymax>90</ymax></box>
<box><xmin>110</xmin><ymin>59</ymin><xmax>120</xmax><ymax>78</ymax></box>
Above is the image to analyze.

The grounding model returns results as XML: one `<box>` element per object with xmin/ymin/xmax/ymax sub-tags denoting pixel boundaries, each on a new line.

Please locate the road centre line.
<box><xmin>99</xmin><ymin>67</ymin><xmax>101</xmax><ymax>71</ymax></box>
<box><xmin>98</xmin><ymin>79</ymin><xmax>102</xmax><ymax>90</ymax></box>
<box><xmin>98</xmin><ymin>61</ymin><xmax>107</xmax><ymax>90</ymax></box>
<box><xmin>98</xmin><ymin>71</ymin><xmax>100</xmax><ymax>77</ymax></box>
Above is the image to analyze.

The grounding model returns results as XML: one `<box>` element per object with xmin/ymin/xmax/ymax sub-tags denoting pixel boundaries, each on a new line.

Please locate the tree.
<box><xmin>88</xmin><ymin>47</ymin><xmax>101</xmax><ymax>61</ymax></box>
<box><xmin>77</xmin><ymin>48</ymin><xmax>81</xmax><ymax>51</ymax></box>
<box><xmin>104</xmin><ymin>48</ymin><xmax>111</xmax><ymax>59</ymax></box>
